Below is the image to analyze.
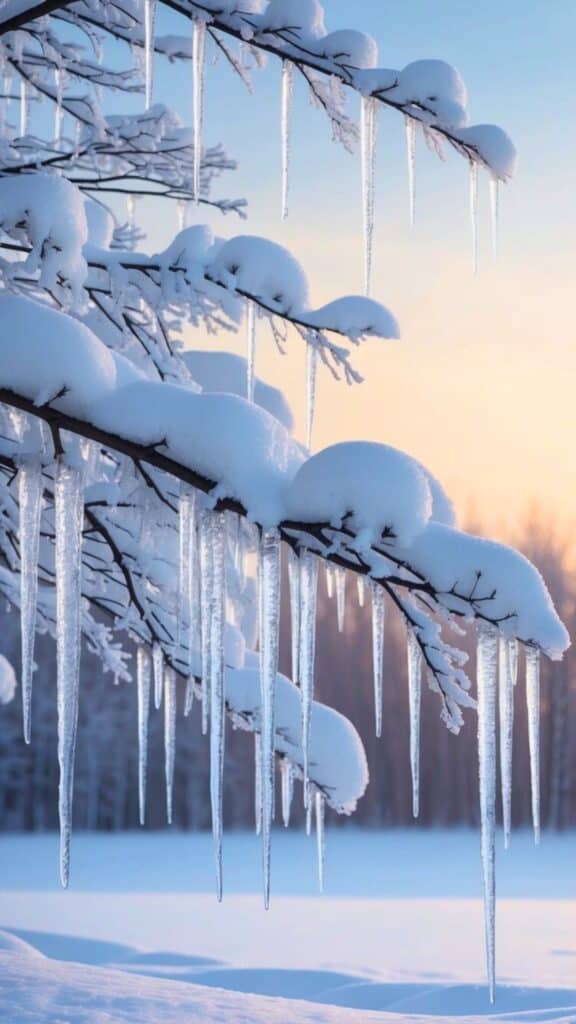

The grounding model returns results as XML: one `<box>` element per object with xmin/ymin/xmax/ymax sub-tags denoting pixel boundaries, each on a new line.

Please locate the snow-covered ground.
<box><xmin>1</xmin><ymin>828</ymin><xmax>576</xmax><ymax>1022</ymax></box>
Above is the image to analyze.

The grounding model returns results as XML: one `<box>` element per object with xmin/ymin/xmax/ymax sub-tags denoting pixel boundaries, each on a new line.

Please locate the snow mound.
<box><xmin>261</xmin><ymin>0</ymin><xmax>326</xmax><ymax>39</ymax></box>
<box><xmin>0</xmin><ymin>294</ymin><xmax>117</xmax><ymax>415</ymax></box>
<box><xmin>0</xmin><ymin>654</ymin><xmax>16</xmax><ymax>704</ymax></box>
<box><xmin>88</xmin><ymin>382</ymin><xmax>305</xmax><ymax>527</ymax></box>
<box><xmin>455</xmin><ymin>124</ymin><xmax>517</xmax><ymax>180</ymax></box>
<box><xmin>401</xmin><ymin>523</ymin><xmax>570</xmax><ymax>658</ymax></box>
<box><xmin>285</xmin><ymin>441</ymin><xmax>432</xmax><ymax>547</ymax></box>
<box><xmin>396</xmin><ymin>59</ymin><xmax>468</xmax><ymax>108</ymax></box>
<box><xmin>208</xmin><ymin>235</ymin><xmax>309</xmax><ymax>315</ymax></box>
<box><xmin>320</xmin><ymin>30</ymin><xmax>378</xmax><ymax>69</ymax></box>
<box><xmin>228</xmin><ymin>662</ymin><xmax>368</xmax><ymax>813</ymax></box>
<box><xmin>307</xmin><ymin>296</ymin><xmax>399</xmax><ymax>340</ymax></box>
<box><xmin>84</xmin><ymin>198</ymin><xmax>115</xmax><ymax>250</ymax></box>
<box><xmin>0</xmin><ymin>173</ymin><xmax>87</xmax><ymax>300</ymax></box>
<box><xmin>182</xmin><ymin>350</ymin><xmax>294</xmax><ymax>431</ymax></box>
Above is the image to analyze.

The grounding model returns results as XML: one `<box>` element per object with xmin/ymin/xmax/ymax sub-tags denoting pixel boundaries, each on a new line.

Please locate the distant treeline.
<box><xmin>1</xmin><ymin>515</ymin><xmax>575</xmax><ymax>832</ymax></box>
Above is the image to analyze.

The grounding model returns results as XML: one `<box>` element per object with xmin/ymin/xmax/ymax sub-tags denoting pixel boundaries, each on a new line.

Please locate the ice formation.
<box><xmin>476</xmin><ymin>621</ymin><xmax>499</xmax><ymax>1003</ymax></box>
<box><xmin>192</xmin><ymin>18</ymin><xmax>207</xmax><ymax>203</ymax></box>
<box><xmin>526</xmin><ymin>646</ymin><xmax>541</xmax><ymax>844</ymax></box>
<box><xmin>299</xmin><ymin>549</ymin><xmax>318</xmax><ymax>791</ymax></box>
<box><xmin>469</xmin><ymin>160</ymin><xmax>479</xmax><ymax>274</ymax></box>
<box><xmin>405</xmin><ymin>116</ymin><xmax>416</xmax><ymax>226</ymax></box>
<box><xmin>152</xmin><ymin>642</ymin><xmax>164</xmax><ymax>709</ymax></box>
<box><xmin>407</xmin><ymin>627</ymin><xmax>422</xmax><ymax>818</ymax></box>
<box><xmin>259</xmin><ymin>528</ymin><xmax>281</xmax><ymax>908</ymax></box>
<box><xmin>136</xmin><ymin>645</ymin><xmax>151</xmax><ymax>826</ymax></box>
<box><xmin>209</xmin><ymin>512</ymin><xmax>227</xmax><ymax>899</ymax></box>
<box><xmin>246</xmin><ymin>299</ymin><xmax>256</xmax><ymax>404</ymax></box>
<box><xmin>371</xmin><ymin>581</ymin><xmax>385</xmax><ymax>738</ymax></box>
<box><xmin>498</xmin><ymin>636</ymin><xmax>515</xmax><ymax>848</ymax></box>
<box><xmin>164</xmin><ymin>665</ymin><xmax>177</xmax><ymax>825</ymax></box>
<box><xmin>281</xmin><ymin>60</ymin><xmax>293</xmax><ymax>220</ymax></box>
<box><xmin>144</xmin><ymin>0</ymin><xmax>156</xmax><ymax>109</ymax></box>
<box><xmin>18</xmin><ymin>461</ymin><xmax>43</xmax><ymax>744</ymax></box>
<box><xmin>360</xmin><ymin>95</ymin><xmax>377</xmax><ymax>296</ymax></box>
<box><xmin>287</xmin><ymin>547</ymin><xmax>301</xmax><ymax>683</ymax></box>
<box><xmin>335</xmin><ymin>567</ymin><xmax>346</xmax><ymax>633</ymax></box>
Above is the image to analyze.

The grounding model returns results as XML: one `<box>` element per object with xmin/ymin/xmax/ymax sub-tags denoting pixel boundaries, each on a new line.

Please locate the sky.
<box><xmin>142</xmin><ymin>0</ymin><xmax>576</xmax><ymax>539</ymax></box>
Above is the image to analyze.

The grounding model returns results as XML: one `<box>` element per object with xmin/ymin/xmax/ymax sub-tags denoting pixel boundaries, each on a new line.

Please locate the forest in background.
<box><xmin>1</xmin><ymin>513</ymin><xmax>574</xmax><ymax>832</ymax></box>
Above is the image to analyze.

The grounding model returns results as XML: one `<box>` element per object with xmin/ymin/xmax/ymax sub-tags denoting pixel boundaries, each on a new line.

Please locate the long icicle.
<box><xmin>136</xmin><ymin>645</ymin><xmax>151</xmax><ymax>825</ymax></box>
<box><xmin>259</xmin><ymin>528</ymin><xmax>281</xmax><ymax>909</ymax></box>
<box><xmin>192</xmin><ymin>18</ymin><xmax>207</xmax><ymax>204</ymax></box>
<box><xmin>476</xmin><ymin>620</ymin><xmax>499</xmax><ymax>1004</ymax></box>
<box><xmin>246</xmin><ymin>299</ymin><xmax>256</xmax><ymax>404</ymax></box>
<box><xmin>315</xmin><ymin>789</ymin><xmax>325</xmax><ymax>893</ymax></box>
<box><xmin>498</xmin><ymin>635</ymin><xmax>514</xmax><ymax>848</ymax></box>
<box><xmin>144</xmin><ymin>0</ymin><xmax>156</xmax><ymax>109</ymax></box>
<box><xmin>164</xmin><ymin>664</ymin><xmax>177</xmax><ymax>825</ymax></box>
<box><xmin>469</xmin><ymin>160</ymin><xmax>479</xmax><ymax>274</ymax></box>
<box><xmin>357</xmin><ymin>575</ymin><xmax>365</xmax><ymax>607</ymax></box>
<box><xmin>360</xmin><ymin>95</ymin><xmax>377</xmax><ymax>296</ymax></box>
<box><xmin>306</xmin><ymin>341</ymin><xmax>317</xmax><ymax>450</ymax></box>
<box><xmin>405</xmin><ymin>115</ymin><xmax>416</xmax><ymax>227</ymax></box>
<box><xmin>525</xmin><ymin>645</ymin><xmax>541</xmax><ymax>844</ymax></box>
<box><xmin>280</xmin><ymin>59</ymin><xmax>294</xmax><ymax>219</ymax></box>
<box><xmin>199</xmin><ymin>509</ymin><xmax>214</xmax><ymax>735</ymax></box>
<box><xmin>281</xmin><ymin>759</ymin><xmax>293</xmax><ymax>828</ymax></box>
<box><xmin>407</xmin><ymin>627</ymin><xmax>422</xmax><ymax>818</ymax></box>
<box><xmin>152</xmin><ymin>642</ymin><xmax>164</xmax><ymax>709</ymax></box>
<box><xmin>335</xmin><ymin>567</ymin><xmax>346</xmax><ymax>634</ymax></box>
<box><xmin>299</xmin><ymin>550</ymin><xmax>318</xmax><ymax>795</ymax></box>
<box><xmin>371</xmin><ymin>581</ymin><xmax>385</xmax><ymax>738</ymax></box>
<box><xmin>178</xmin><ymin>484</ymin><xmax>193</xmax><ymax>646</ymax></box>
<box><xmin>18</xmin><ymin>460</ymin><xmax>43</xmax><ymax>744</ymax></box>
<box><xmin>209</xmin><ymin>512</ymin><xmax>226</xmax><ymax>900</ymax></box>
<box><xmin>489</xmin><ymin>176</ymin><xmax>499</xmax><ymax>260</ymax></box>
<box><xmin>287</xmin><ymin>547</ymin><xmax>301</xmax><ymax>684</ymax></box>
<box><xmin>55</xmin><ymin>460</ymin><xmax>84</xmax><ymax>889</ymax></box>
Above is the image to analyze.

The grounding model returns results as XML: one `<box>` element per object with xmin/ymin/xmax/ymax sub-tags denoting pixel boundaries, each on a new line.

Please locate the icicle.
<box><xmin>18</xmin><ymin>461</ymin><xmax>43</xmax><ymax>744</ymax></box>
<box><xmin>287</xmin><ymin>548</ymin><xmax>300</xmax><ymax>684</ymax></box>
<box><xmin>178</xmin><ymin>486</ymin><xmax>199</xmax><ymax>673</ymax></box>
<box><xmin>357</xmin><ymin>575</ymin><xmax>365</xmax><ymax>607</ymax></box>
<box><xmin>152</xmin><ymin>642</ymin><xmax>164</xmax><ymax>709</ymax></box>
<box><xmin>306</xmin><ymin>342</ymin><xmax>317</xmax><ymax>450</ymax></box>
<box><xmin>54</xmin><ymin>67</ymin><xmax>63</xmax><ymax>143</ymax></box>
<box><xmin>371</xmin><ymin>581</ymin><xmax>385</xmax><ymax>738</ymax></box>
<box><xmin>280</xmin><ymin>59</ymin><xmax>293</xmax><ymax>220</ymax></box>
<box><xmin>254</xmin><ymin>731</ymin><xmax>262</xmax><ymax>835</ymax></box>
<box><xmin>469</xmin><ymin>160</ymin><xmax>479</xmax><ymax>274</ymax></box>
<box><xmin>209</xmin><ymin>512</ymin><xmax>226</xmax><ymax>900</ymax></box>
<box><xmin>305</xmin><ymin>792</ymin><xmax>312</xmax><ymax>835</ymax></box>
<box><xmin>55</xmin><ymin>461</ymin><xmax>84</xmax><ymax>889</ymax></box>
<box><xmin>407</xmin><ymin>627</ymin><xmax>422</xmax><ymax>818</ymax></box>
<box><xmin>259</xmin><ymin>528</ymin><xmax>281</xmax><ymax>909</ymax></box>
<box><xmin>325</xmin><ymin>564</ymin><xmax>334</xmax><ymax>600</ymax></box>
<box><xmin>136</xmin><ymin>645</ymin><xmax>151</xmax><ymax>825</ymax></box>
<box><xmin>19</xmin><ymin>77</ymin><xmax>28</xmax><ymax>137</ymax></box>
<box><xmin>335</xmin><ymin>567</ymin><xmax>346</xmax><ymax>634</ymax></box>
<box><xmin>489</xmin><ymin>176</ymin><xmax>499</xmax><ymax>260</ymax></box>
<box><xmin>199</xmin><ymin>510</ymin><xmax>214</xmax><ymax>736</ymax></box>
<box><xmin>360</xmin><ymin>95</ymin><xmax>377</xmax><ymax>296</ymax></box>
<box><xmin>476</xmin><ymin>620</ymin><xmax>499</xmax><ymax>1003</ymax></box>
<box><xmin>144</xmin><ymin>0</ymin><xmax>156</xmax><ymax>109</ymax></box>
<box><xmin>246</xmin><ymin>299</ymin><xmax>256</xmax><ymax>403</ymax></box>
<box><xmin>498</xmin><ymin>636</ymin><xmax>514</xmax><ymax>849</ymax></box>
<box><xmin>176</xmin><ymin>198</ymin><xmax>187</xmax><ymax>232</ymax></box>
<box><xmin>192</xmin><ymin>18</ymin><xmax>207</xmax><ymax>204</ymax></box>
<box><xmin>405</xmin><ymin>115</ymin><xmax>416</xmax><ymax>227</ymax></box>
<box><xmin>315</xmin><ymin>789</ymin><xmax>325</xmax><ymax>893</ymax></box>
<box><xmin>164</xmin><ymin>664</ymin><xmax>177</xmax><ymax>824</ymax></box>
<box><xmin>281</xmin><ymin>758</ymin><xmax>293</xmax><ymax>827</ymax></box>
<box><xmin>509</xmin><ymin>637</ymin><xmax>519</xmax><ymax>686</ymax></box>
<box><xmin>525</xmin><ymin>646</ymin><xmax>541</xmax><ymax>844</ymax></box>
<box><xmin>184</xmin><ymin>676</ymin><xmax>195</xmax><ymax>717</ymax></box>
<box><xmin>299</xmin><ymin>550</ymin><xmax>318</xmax><ymax>790</ymax></box>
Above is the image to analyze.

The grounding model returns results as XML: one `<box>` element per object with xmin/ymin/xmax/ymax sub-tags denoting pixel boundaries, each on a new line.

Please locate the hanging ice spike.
<box><xmin>306</xmin><ymin>342</ymin><xmax>317</xmax><ymax>450</ymax></box>
<box><xmin>360</xmin><ymin>95</ymin><xmax>377</xmax><ymax>296</ymax></box>
<box><xmin>281</xmin><ymin>759</ymin><xmax>293</xmax><ymax>828</ymax></box>
<box><xmin>476</xmin><ymin>620</ymin><xmax>499</xmax><ymax>1003</ymax></box>
<box><xmin>209</xmin><ymin>512</ymin><xmax>227</xmax><ymax>901</ymax></box>
<box><xmin>287</xmin><ymin>547</ymin><xmax>301</xmax><ymax>684</ymax></box>
<box><xmin>280</xmin><ymin>59</ymin><xmax>294</xmax><ymax>219</ymax></box>
<box><xmin>192</xmin><ymin>18</ymin><xmax>207</xmax><ymax>204</ymax></box>
<box><xmin>18</xmin><ymin>460</ymin><xmax>43</xmax><ymax>744</ymax></box>
<box><xmin>405</xmin><ymin>115</ymin><xmax>416</xmax><ymax>227</ymax></box>
<box><xmin>469</xmin><ymin>160</ymin><xmax>479</xmax><ymax>274</ymax></box>
<box><xmin>498</xmin><ymin>636</ymin><xmax>515</xmax><ymax>849</ymax></box>
<box><xmin>525</xmin><ymin>645</ymin><xmax>541</xmax><ymax>844</ymax></box>
<box><xmin>259</xmin><ymin>528</ymin><xmax>281</xmax><ymax>909</ymax></box>
<box><xmin>335</xmin><ymin>567</ymin><xmax>346</xmax><ymax>634</ymax></box>
<box><xmin>152</xmin><ymin>642</ymin><xmax>164</xmax><ymax>709</ymax></box>
<box><xmin>299</xmin><ymin>550</ymin><xmax>318</xmax><ymax>791</ymax></box>
<box><xmin>246</xmin><ymin>299</ymin><xmax>256</xmax><ymax>404</ymax></box>
<box><xmin>144</xmin><ymin>0</ymin><xmax>156</xmax><ymax>110</ymax></box>
<box><xmin>199</xmin><ymin>509</ymin><xmax>215</xmax><ymax>736</ymax></box>
<box><xmin>371</xmin><ymin>581</ymin><xmax>385</xmax><ymax>738</ymax></box>
<box><xmin>136</xmin><ymin>646</ymin><xmax>151</xmax><ymax>825</ymax></box>
<box><xmin>164</xmin><ymin>664</ymin><xmax>177</xmax><ymax>825</ymax></box>
<box><xmin>55</xmin><ymin>460</ymin><xmax>84</xmax><ymax>889</ymax></box>
<box><xmin>407</xmin><ymin>627</ymin><xmax>422</xmax><ymax>819</ymax></box>
<box><xmin>178</xmin><ymin>484</ymin><xmax>199</xmax><ymax>673</ymax></box>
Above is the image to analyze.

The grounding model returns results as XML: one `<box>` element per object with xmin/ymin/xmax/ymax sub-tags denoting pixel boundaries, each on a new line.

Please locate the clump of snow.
<box><xmin>0</xmin><ymin>294</ymin><xmax>117</xmax><ymax>415</ymax></box>
<box><xmin>320</xmin><ymin>30</ymin><xmax>378</xmax><ymax>69</ymax></box>
<box><xmin>285</xmin><ymin>441</ymin><xmax>432</xmax><ymax>547</ymax></box>
<box><xmin>182</xmin><ymin>350</ymin><xmax>294</xmax><ymax>431</ymax></box>
<box><xmin>228</xmin><ymin>662</ymin><xmax>368</xmax><ymax>813</ymax></box>
<box><xmin>400</xmin><ymin>523</ymin><xmax>570</xmax><ymax>659</ymax></box>
<box><xmin>161</xmin><ymin>225</ymin><xmax>214</xmax><ymax>268</ymax></box>
<box><xmin>208</xmin><ymin>235</ymin><xmax>309</xmax><ymax>315</ymax></box>
<box><xmin>0</xmin><ymin>653</ymin><xmax>16</xmax><ymax>704</ymax></box>
<box><xmin>455</xmin><ymin>125</ymin><xmax>517</xmax><ymax>181</ymax></box>
<box><xmin>0</xmin><ymin>174</ymin><xmax>88</xmax><ymax>301</ymax></box>
<box><xmin>88</xmin><ymin>382</ymin><xmax>305</xmax><ymax>526</ymax></box>
<box><xmin>261</xmin><ymin>0</ymin><xmax>326</xmax><ymax>40</ymax></box>
<box><xmin>84</xmin><ymin>198</ymin><xmax>114</xmax><ymax>250</ymax></box>
<box><xmin>391</xmin><ymin>60</ymin><xmax>468</xmax><ymax>129</ymax></box>
<box><xmin>307</xmin><ymin>296</ymin><xmax>399</xmax><ymax>340</ymax></box>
